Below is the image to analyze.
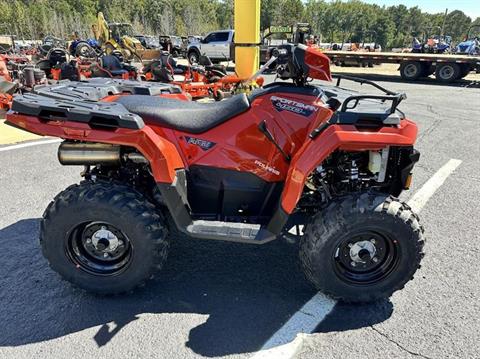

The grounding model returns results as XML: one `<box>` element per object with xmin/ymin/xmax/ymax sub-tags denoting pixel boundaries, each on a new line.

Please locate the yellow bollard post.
<box><xmin>234</xmin><ymin>0</ymin><xmax>260</xmax><ymax>79</ymax></box>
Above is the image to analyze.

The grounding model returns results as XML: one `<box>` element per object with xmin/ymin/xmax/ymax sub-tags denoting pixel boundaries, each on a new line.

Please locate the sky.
<box><xmin>360</xmin><ymin>0</ymin><xmax>479</xmax><ymax>20</ymax></box>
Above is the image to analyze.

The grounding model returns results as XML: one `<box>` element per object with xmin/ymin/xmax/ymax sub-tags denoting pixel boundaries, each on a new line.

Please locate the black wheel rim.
<box><xmin>66</xmin><ymin>222</ymin><xmax>133</xmax><ymax>276</ymax></box>
<box><xmin>333</xmin><ymin>230</ymin><xmax>399</xmax><ymax>285</ymax></box>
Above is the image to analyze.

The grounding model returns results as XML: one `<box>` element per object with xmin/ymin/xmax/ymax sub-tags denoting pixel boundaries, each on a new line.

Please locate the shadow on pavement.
<box><xmin>315</xmin><ymin>301</ymin><xmax>393</xmax><ymax>333</ymax></box>
<box><xmin>0</xmin><ymin>218</ymin><xmax>392</xmax><ymax>357</ymax></box>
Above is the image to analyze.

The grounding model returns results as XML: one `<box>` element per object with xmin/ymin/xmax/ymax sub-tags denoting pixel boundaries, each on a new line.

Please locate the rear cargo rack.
<box><xmin>33</xmin><ymin>78</ymin><xmax>183</xmax><ymax>101</ymax></box>
<box><xmin>11</xmin><ymin>93</ymin><xmax>144</xmax><ymax>130</ymax></box>
<box><xmin>9</xmin><ymin>79</ymin><xmax>186</xmax><ymax>130</ymax></box>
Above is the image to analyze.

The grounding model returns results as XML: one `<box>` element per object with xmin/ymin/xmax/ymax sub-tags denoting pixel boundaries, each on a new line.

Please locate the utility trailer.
<box><xmin>323</xmin><ymin>50</ymin><xmax>480</xmax><ymax>83</ymax></box>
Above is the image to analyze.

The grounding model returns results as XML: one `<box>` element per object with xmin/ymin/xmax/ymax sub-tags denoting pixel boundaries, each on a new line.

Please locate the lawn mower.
<box><xmin>0</xmin><ymin>54</ymin><xmax>47</xmax><ymax>110</ymax></box>
<box><xmin>5</xmin><ymin>43</ymin><xmax>424</xmax><ymax>303</ymax></box>
<box><xmin>88</xmin><ymin>53</ymin><xmax>139</xmax><ymax>80</ymax></box>
<box><xmin>142</xmin><ymin>51</ymin><xmax>246</xmax><ymax>100</ymax></box>
<box><xmin>37</xmin><ymin>35</ymin><xmax>68</xmax><ymax>58</ymax></box>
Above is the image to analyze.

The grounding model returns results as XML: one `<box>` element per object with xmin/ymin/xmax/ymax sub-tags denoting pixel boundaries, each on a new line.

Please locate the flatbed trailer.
<box><xmin>323</xmin><ymin>50</ymin><xmax>480</xmax><ymax>83</ymax></box>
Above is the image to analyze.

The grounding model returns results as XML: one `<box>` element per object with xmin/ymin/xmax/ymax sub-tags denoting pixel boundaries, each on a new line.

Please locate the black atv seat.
<box><xmin>116</xmin><ymin>94</ymin><xmax>250</xmax><ymax>134</ymax></box>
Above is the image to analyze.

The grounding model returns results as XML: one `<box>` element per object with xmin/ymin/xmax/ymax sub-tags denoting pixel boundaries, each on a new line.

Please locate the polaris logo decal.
<box><xmin>185</xmin><ymin>137</ymin><xmax>216</xmax><ymax>151</ymax></box>
<box><xmin>271</xmin><ymin>96</ymin><xmax>318</xmax><ymax>117</ymax></box>
<box><xmin>255</xmin><ymin>160</ymin><xmax>280</xmax><ymax>176</ymax></box>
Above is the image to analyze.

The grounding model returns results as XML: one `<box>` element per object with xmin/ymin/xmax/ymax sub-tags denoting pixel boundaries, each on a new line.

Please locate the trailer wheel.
<box><xmin>435</xmin><ymin>63</ymin><xmax>460</xmax><ymax>83</ymax></box>
<box><xmin>400</xmin><ymin>61</ymin><xmax>422</xmax><ymax>81</ymax></box>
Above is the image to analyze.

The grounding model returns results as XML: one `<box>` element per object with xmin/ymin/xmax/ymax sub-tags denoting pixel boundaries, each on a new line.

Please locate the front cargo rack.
<box><xmin>310</xmin><ymin>75</ymin><xmax>407</xmax><ymax>139</ymax></box>
<box><xmin>334</xmin><ymin>75</ymin><xmax>406</xmax><ymax>114</ymax></box>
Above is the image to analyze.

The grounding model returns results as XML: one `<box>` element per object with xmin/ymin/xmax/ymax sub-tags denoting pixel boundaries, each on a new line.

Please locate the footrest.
<box><xmin>186</xmin><ymin>220</ymin><xmax>278</xmax><ymax>244</ymax></box>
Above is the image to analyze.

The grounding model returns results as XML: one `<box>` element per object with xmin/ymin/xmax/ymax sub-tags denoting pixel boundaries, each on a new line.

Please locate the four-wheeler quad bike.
<box><xmin>5</xmin><ymin>43</ymin><xmax>425</xmax><ymax>303</ymax></box>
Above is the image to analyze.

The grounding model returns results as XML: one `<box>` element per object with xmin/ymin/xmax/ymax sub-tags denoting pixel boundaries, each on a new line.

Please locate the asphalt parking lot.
<box><xmin>0</xmin><ymin>75</ymin><xmax>479</xmax><ymax>359</ymax></box>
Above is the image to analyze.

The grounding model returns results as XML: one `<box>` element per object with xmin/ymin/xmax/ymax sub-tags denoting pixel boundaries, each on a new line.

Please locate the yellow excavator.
<box><xmin>92</xmin><ymin>12</ymin><xmax>161</xmax><ymax>61</ymax></box>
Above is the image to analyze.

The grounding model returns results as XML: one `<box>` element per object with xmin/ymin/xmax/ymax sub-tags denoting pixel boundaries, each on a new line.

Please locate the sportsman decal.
<box><xmin>271</xmin><ymin>96</ymin><xmax>318</xmax><ymax>117</ymax></box>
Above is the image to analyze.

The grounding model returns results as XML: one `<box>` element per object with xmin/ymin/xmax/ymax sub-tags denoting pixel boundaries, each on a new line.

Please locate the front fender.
<box><xmin>280</xmin><ymin>119</ymin><xmax>418</xmax><ymax>213</ymax></box>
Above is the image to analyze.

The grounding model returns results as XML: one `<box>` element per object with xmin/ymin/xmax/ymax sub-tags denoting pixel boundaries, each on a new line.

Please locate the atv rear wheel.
<box><xmin>300</xmin><ymin>192</ymin><xmax>424</xmax><ymax>303</ymax></box>
<box><xmin>40</xmin><ymin>181</ymin><xmax>169</xmax><ymax>295</ymax></box>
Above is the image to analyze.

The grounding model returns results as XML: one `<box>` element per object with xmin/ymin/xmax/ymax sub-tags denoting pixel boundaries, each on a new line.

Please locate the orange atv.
<box><xmin>6</xmin><ymin>44</ymin><xmax>424</xmax><ymax>303</ymax></box>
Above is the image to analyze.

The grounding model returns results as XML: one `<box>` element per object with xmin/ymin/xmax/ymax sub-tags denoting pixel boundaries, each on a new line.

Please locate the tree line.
<box><xmin>0</xmin><ymin>0</ymin><xmax>478</xmax><ymax>49</ymax></box>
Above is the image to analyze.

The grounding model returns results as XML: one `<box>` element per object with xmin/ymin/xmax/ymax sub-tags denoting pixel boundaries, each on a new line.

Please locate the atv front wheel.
<box><xmin>40</xmin><ymin>181</ymin><xmax>169</xmax><ymax>294</ymax></box>
<box><xmin>300</xmin><ymin>192</ymin><xmax>424</xmax><ymax>303</ymax></box>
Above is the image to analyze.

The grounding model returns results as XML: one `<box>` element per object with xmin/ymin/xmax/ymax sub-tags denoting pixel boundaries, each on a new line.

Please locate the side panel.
<box><xmin>5</xmin><ymin>113</ymin><xmax>184</xmax><ymax>183</ymax></box>
<box><xmin>186</xmin><ymin>165</ymin><xmax>283</xmax><ymax>222</ymax></box>
<box><xmin>149</xmin><ymin>91</ymin><xmax>329</xmax><ymax>183</ymax></box>
<box><xmin>281</xmin><ymin>119</ymin><xmax>418</xmax><ymax>213</ymax></box>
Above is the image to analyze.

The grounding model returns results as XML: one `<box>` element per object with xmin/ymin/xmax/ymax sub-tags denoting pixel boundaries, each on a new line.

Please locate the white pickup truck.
<box><xmin>187</xmin><ymin>30</ymin><xmax>234</xmax><ymax>64</ymax></box>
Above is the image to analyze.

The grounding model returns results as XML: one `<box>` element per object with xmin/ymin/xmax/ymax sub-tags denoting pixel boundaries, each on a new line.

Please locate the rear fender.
<box><xmin>5</xmin><ymin>112</ymin><xmax>184</xmax><ymax>183</ymax></box>
<box><xmin>280</xmin><ymin>119</ymin><xmax>418</xmax><ymax>213</ymax></box>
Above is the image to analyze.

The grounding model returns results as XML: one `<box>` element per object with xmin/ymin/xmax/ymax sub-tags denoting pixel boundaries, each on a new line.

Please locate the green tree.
<box><xmin>443</xmin><ymin>10</ymin><xmax>472</xmax><ymax>40</ymax></box>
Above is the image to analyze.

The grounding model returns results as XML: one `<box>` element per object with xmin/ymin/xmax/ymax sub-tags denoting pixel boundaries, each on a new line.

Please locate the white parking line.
<box><xmin>251</xmin><ymin>293</ymin><xmax>336</xmax><ymax>359</ymax></box>
<box><xmin>250</xmin><ymin>158</ymin><xmax>462</xmax><ymax>359</ymax></box>
<box><xmin>407</xmin><ymin>159</ymin><xmax>462</xmax><ymax>212</ymax></box>
<box><xmin>0</xmin><ymin>139</ymin><xmax>61</xmax><ymax>152</ymax></box>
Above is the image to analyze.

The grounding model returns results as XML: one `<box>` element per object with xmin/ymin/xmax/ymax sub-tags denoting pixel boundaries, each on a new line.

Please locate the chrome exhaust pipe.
<box><xmin>58</xmin><ymin>142</ymin><xmax>121</xmax><ymax>165</ymax></box>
